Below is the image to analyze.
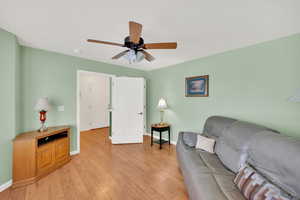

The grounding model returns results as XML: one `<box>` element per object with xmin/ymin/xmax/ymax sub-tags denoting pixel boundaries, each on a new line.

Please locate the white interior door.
<box><xmin>112</xmin><ymin>77</ymin><xmax>145</xmax><ymax>144</ymax></box>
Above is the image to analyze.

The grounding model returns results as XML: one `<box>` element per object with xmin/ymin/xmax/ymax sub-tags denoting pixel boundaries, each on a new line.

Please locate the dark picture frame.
<box><xmin>185</xmin><ymin>75</ymin><xmax>209</xmax><ymax>97</ymax></box>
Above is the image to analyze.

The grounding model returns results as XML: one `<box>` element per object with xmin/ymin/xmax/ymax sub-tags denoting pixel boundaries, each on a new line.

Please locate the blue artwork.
<box><xmin>186</xmin><ymin>75</ymin><xmax>209</xmax><ymax>97</ymax></box>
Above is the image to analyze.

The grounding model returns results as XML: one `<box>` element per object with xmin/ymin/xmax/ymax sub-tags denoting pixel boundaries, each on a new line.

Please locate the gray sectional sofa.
<box><xmin>176</xmin><ymin>116</ymin><xmax>300</xmax><ymax>200</ymax></box>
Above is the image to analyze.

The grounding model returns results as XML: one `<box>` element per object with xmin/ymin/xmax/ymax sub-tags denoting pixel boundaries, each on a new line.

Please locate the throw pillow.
<box><xmin>234</xmin><ymin>165</ymin><xmax>293</xmax><ymax>200</ymax></box>
<box><xmin>234</xmin><ymin>165</ymin><xmax>257</xmax><ymax>192</ymax></box>
<box><xmin>252</xmin><ymin>183</ymin><xmax>292</xmax><ymax>200</ymax></box>
<box><xmin>195</xmin><ymin>135</ymin><xmax>216</xmax><ymax>153</ymax></box>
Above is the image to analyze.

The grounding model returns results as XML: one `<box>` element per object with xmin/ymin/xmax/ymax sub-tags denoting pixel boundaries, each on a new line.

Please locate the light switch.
<box><xmin>58</xmin><ymin>105</ymin><xmax>65</xmax><ymax>112</ymax></box>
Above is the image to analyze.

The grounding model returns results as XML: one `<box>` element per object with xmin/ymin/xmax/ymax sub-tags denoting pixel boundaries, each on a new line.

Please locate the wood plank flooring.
<box><xmin>0</xmin><ymin>128</ymin><xmax>189</xmax><ymax>200</ymax></box>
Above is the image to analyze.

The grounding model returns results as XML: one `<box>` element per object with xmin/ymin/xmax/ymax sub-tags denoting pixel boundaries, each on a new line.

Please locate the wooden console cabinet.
<box><xmin>13</xmin><ymin>126</ymin><xmax>71</xmax><ymax>188</ymax></box>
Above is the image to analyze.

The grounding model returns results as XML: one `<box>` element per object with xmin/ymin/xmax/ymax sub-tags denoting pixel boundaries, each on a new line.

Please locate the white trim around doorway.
<box><xmin>76</xmin><ymin>70</ymin><xmax>116</xmax><ymax>154</ymax></box>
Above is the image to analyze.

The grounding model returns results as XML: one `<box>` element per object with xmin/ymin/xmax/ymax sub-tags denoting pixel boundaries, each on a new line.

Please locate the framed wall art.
<box><xmin>185</xmin><ymin>75</ymin><xmax>209</xmax><ymax>97</ymax></box>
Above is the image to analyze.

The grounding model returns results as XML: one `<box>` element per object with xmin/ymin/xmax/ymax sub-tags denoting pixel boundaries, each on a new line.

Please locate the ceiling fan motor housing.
<box><xmin>124</xmin><ymin>36</ymin><xmax>144</xmax><ymax>51</ymax></box>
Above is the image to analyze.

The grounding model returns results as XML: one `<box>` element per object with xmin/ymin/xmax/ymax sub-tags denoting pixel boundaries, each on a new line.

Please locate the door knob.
<box><xmin>138</xmin><ymin>112</ymin><xmax>143</xmax><ymax>115</ymax></box>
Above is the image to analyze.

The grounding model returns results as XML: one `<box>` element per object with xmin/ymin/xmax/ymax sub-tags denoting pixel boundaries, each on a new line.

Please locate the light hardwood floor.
<box><xmin>0</xmin><ymin>128</ymin><xmax>189</xmax><ymax>200</ymax></box>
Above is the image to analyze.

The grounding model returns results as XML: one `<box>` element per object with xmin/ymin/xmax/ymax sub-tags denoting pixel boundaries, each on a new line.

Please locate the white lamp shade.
<box><xmin>34</xmin><ymin>97</ymin><xmax>51</xmax><ymax>111</ymax></box>
<box><xmin>157</xmin><ymin>98</ymin><xmax>168</xmax><ymax>110</ymax></box>
<box><xmin>288</xmin><ymin>89</ymin><xmax>300</xmax><ymax>102</ymax></box>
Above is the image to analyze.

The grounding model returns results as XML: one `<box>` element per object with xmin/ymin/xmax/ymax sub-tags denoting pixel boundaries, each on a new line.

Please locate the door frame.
<box><xmin>76</xmin><ymin>70</ymin><xmax>115</xmax><ymax>154</ymax></box>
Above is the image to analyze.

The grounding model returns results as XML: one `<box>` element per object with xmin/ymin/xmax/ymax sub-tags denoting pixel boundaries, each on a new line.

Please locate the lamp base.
<box><xmin>159</xmin><ymin>122</ymin><xmax>167</xmax><ymax>126</ymax></box>
<box><xmin>38</xmin><ymin>122</ymin><xmax>48</xmax><ymax>132</ymax></box>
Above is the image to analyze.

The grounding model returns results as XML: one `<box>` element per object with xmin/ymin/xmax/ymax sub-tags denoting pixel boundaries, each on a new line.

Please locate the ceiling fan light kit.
<box><xmin>124</xmin><ymin>49</ymin><xmax>145</xmax><ymax>64</ymax></box>
<box><xmin>87</xmin><ymin>21</ymin><xmax>177</xmax><ymax>64</ymax></box>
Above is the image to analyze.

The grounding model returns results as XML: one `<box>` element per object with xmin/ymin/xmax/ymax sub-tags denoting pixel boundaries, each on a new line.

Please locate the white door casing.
<box><xmin>112</xmin><ymin>77</ymin><xmax>145</xmax><ymax>144</ymax></box>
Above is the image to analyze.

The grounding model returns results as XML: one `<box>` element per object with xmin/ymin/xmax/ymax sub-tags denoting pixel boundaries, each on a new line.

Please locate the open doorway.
<box><xmin>76</xmin><ymin>70</ymin><xmax>115</xmax><ymax>153</ymax></box>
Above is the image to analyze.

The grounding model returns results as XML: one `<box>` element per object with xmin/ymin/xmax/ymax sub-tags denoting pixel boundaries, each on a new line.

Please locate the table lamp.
<box><xmin>34</xmin><ymin>97</ymin><xmax>51</xmax><ymax>132</ymax></box>
<box><xmin>157</xmin><ymin>98</ymin><xmax>168</xmax><ymax>125</ymax></box>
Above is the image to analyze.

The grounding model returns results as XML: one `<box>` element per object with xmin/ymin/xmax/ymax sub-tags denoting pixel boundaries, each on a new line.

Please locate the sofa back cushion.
<box><xmin>221</xmin><ymin>121</ymin><xmax>278</xmax><ymax>150</ymax></box>
<box><xmin>247</xmin><ymin>131</ymin><xmax>300</xmax><ymax>198</ymax></box>
<box><xmin>215</xmin><ymin>121</ymin><xmax>278</xmax><ymax>172</ymax></box>
<box><xmin>215</xmin><ymin>139</ymin><xmax>243</xmax><ymax>172</ymax></box>
<box><xmin>202</xmin><ymin>116</ymin><xmax>237</xmax><ymax>138</ymax></box>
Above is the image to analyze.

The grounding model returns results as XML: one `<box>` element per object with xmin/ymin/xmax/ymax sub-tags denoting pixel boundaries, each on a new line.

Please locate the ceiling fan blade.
<box><xmin>87</xmin><ymin>39</ymin><xmax>124</xmax><ymax>47</ymax></box>
<box><xmin>129</xmin><ymin>21</ymin><xmax>142</xmax><ymax>44</ymax></box>
<box><xmin>140</xmin><ymin>50</ymin><xmax>155</xmax><ymax>62</ymax></box>
<box><xmin>143</xmin><ymin>42</ymin><xmax>177</xmax><ymax>49</ymax></box>
<box><xmin>112</xmin><ymin>50</ymin><xmax>130</xmax><ymax>60</ymax></box>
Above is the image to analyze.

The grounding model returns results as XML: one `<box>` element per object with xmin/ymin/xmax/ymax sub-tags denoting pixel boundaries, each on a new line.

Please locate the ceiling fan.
<box><xmin>87</xmin><ymin>21</ymin><xmax>177</xmax><ymax>63</ymax></box>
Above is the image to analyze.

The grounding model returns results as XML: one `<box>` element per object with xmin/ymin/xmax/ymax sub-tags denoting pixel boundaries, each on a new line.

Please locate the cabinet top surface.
<box><xmin>151</xmin><ymin>123</ymin><xmax>170</xmax><ymax>128</ymax></box>
<box><xmin>14</xmin><ymin>126</ymin><xmax>70</xmax><ymax>141</ymax></box>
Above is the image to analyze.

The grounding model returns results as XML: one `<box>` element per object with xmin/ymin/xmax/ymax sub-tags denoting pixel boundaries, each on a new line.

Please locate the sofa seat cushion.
<box><xmin>198</xmin><ymin>152</ymin><xmax>245</xmax><ymax>199</ymax></box>
<box><xmin>176</xmin><ymin>136</ymin><xmax>211</xmax><ymax>174</ymax></box>
<box><xmin>214</xmin><ymin>174</ymin><xmax>247</xmax><ymax>200</ymax></box>
<box><xmin>177</xmin><ymin>132</ymin><xmax>244</xmax><ymax>200</ymax></box>
<box><xmin>186</xmin><ymin>172</ymin><xmax>233</xmax><ymax>200</ymax></box>
<box><xmin>198</xmin><ymin>150</ymin><xmax>234</xmax><ymax>176</ymax></box>
<box><xmin>181</xmin><ymin>163</ymin><xmax>245</xmax><ymax>200</ymax></box>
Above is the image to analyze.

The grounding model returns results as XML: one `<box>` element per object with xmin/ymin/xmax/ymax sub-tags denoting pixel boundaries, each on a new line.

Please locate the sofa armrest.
<box><xmin>178</xmin><ymin>131</ymin><xmax>200</xmax><ymax>147</ymax></box>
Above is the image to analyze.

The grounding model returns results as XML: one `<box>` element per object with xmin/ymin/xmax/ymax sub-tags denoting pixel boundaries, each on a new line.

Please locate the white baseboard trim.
<box><xmin>144</xmin><ymin>133</ymin><xmax>177</xmax><ymax>145</ymax></box>
<box><xmin>171</xmin><ymin>140</ymin><xmax>177</xmax><ymax>145</ymax></box>
<box><xmin>0</xmin><ymin>179</ymin><xmax>12</xmax><ymax>192</ymax></box>
<box><xmin>70</xmin><ymin>150</ymin><xmax>80</xmax><ymax>156</ymax></box>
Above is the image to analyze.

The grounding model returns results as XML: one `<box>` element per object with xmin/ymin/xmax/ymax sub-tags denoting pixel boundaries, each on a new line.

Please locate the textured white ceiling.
<box><xmin>1</xmin><ymin>0</ymin><xmax>299</xmax><ymax>71</ymax></box>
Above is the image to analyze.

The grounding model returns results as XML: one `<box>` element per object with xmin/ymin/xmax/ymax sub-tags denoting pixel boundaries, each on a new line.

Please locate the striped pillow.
<box><xmin>234</xmin><ymin>165</ymin><xmax>292</xmax><ymax>200</ymax></box>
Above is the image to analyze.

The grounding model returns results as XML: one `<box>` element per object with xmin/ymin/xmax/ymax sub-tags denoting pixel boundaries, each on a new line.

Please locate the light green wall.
<box><xmin>0</xmin><ymin>28</ymin><xmax>21</xmax><ymax>185</ymax></box>
<box><xmin>147</xmin><ymin>34</ymin><xmax>300</xmax><ymax>142</ymax></box>
<box><xmin>1</xmin><ymin>28</ymin><xmax>300</xmax><ymax>187</ymax></box>
<box><xmin>20</xmin><ymin>46</ymin><xmax>146</xmax><ymax>151</ymax></box>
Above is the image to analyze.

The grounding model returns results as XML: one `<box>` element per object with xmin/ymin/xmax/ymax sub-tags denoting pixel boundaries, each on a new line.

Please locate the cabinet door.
<box><xmin>37</xmin><ymin>143</ymin><xmax>55</xmax><ymax>175</ymax></box>
<box><xmin>55</xmin><ymin>138</ymin><xmax>69</xmax><ymax>164</ymax></box>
